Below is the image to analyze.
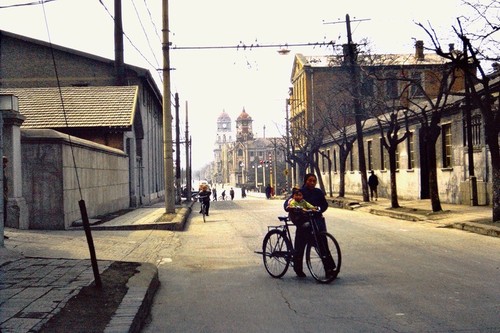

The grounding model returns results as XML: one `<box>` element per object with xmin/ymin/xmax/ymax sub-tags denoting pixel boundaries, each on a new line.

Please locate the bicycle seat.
<box><xmin>278</xmin><ymin>216</ymin><xmax>289</xmax><ymax>222</ymax></box>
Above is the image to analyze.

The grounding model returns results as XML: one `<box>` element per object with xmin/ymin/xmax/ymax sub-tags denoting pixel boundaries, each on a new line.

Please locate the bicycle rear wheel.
<box><xmin>202</xmin><ymin>203</ymin><xmax>206</xmax><ymax>222</ymax></box>
<box><xmin>306</xmin><ymin>231</ymin><xmax>341</xmax><ymax>283</ymax></box>
<box><xmin>262</xmin><ymin>230</ymin><xmax>292</xmax><ymax>278</ymax></box>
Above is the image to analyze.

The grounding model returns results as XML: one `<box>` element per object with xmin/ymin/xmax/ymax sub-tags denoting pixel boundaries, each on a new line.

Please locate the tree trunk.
<box><xmin>487</xmin><ymin>137</ymin><xmax>500</xmax><ymax>222</ymax></box>
<box><xmin>388</xmin><ymin>148</ymin><xmax>400</xmax><ymax>208</ymax></box>
<box><xmin>338</xmin><ymin>150</ymin><xmax>349</xmax><ymax>197</ymax></box>
<box><xmin>426</xmin><ymin>140</ymin><xmax>442</xmax><ymax>212</ymax></box>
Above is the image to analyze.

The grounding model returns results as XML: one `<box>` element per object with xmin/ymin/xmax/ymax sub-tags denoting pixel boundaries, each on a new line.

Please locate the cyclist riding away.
<box><xmin>198</xmin><ymin>185</ymin><xmax>211</xmax><ymax>216</ymax></box>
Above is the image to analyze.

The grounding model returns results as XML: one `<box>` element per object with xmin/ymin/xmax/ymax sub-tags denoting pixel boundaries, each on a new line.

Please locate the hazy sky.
<box><xmin>0</xmin><ymin>0</ymin><xmax>473</xmax><ymax>170</ymax></box>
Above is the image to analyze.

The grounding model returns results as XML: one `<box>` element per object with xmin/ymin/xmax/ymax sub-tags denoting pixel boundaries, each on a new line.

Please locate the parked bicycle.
<box><xmin>257</xmin><ymin>208</ymin><xmax>341</xmax><ymax>283</ymax></box>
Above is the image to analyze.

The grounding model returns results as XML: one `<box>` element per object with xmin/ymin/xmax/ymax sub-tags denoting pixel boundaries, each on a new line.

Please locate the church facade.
<box><xmin>213</xmin><ymin>108</ymin><xmax>288</xmax><ymax>193</ymax></box>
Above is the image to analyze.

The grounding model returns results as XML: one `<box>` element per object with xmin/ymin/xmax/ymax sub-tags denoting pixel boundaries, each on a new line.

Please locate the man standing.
<box><xmin>368</xmin><ymin>170</ymin><xmax>379</xmax><ymax>201</ymax></box>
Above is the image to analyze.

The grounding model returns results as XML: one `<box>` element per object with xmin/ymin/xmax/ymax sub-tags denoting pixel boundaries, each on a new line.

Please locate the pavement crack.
<box><xmin>278</xmin><ymin>286</ymin><xmax>298</xmax><ymax>314</ymax></box>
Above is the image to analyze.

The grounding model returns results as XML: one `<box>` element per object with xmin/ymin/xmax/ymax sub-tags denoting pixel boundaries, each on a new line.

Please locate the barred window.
<box><xmin>379</xmin><ymin>138</ymin><xmax>385</xmax><ymax>170</ymax></box>
<box><xmin>442</xmin><ymin>124</ymin><xmax>452</xmax><ymax>168</ymax></box>
<box><xmin>463</xmin><ymin>115</ymin><xmax>482</xmax><ymax>147</ymax></box>
<box><xmin>407</xmin><ymin>132</ymin><xmax>414</xmax><ymax>170</ymax></box>
<box><xmin>367</xmin><ymin>140</ymin><xmax>373</xmax><ymax>170</ymax></box>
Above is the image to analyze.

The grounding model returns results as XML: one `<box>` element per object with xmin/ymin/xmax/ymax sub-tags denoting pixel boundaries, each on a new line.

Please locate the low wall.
<box><xmin>22</xmin><ymin>129</ymin><xmax>129</xmax><ymax>229</ymax></box>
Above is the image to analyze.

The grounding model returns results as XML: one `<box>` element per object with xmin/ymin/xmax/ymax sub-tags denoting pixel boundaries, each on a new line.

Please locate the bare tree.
<box><xmin>288</xmin><ymin>116</ymin><xmax>327</xmax><ymax>191</ymax></box>
<box><xmin>319</xmin><ymin>102</ymin><xmax>356</xmax><ymax>198</ymax></box>
<box><xmin>417</xmin><ymin>0</ymin><xmax>500</xmax><ymax>220</ymax></box>
<box><xmin>376</xmin><ymin>111</ymin><xmax>410</xmax><ymax>208</ymax></box>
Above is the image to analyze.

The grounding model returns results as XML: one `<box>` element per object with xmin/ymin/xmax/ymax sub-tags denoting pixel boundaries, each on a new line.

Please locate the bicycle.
<box><xmin>197</xmin><ymin>196</ymin><xmax>209</xmax><ymax>222</ymax></box>
<box><xmin>258</xmin><ymin>208</ymin><xmax>341</xmax><ymax>283</ymax></box>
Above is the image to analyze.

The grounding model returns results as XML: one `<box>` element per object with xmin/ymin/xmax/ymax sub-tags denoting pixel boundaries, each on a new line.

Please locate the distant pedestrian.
<box><xmin>230</xmin><ymin>187</ymin><xmax>235</xmax><ymax>200</ymax></box>
<box><xmin>213</xmin><ymin>188</ymin><xmax>217</xmax><ymax>201</ymax></box>
<box><xmin>368</xmin><ymin>170</ymin><xmax>379</xmax><ymax>201</ymax></box>
<box><xmin>265</xmin><ymin>184</ymin><xmax>272</xmax><ymax>199</ymax></box>
<box><xmin>221</xmin><ymin>190</ymin><xmax>226</xmax><ymax>201</ymax></box>
<box><xmin>241</xmin><ymin>186</ymin><xmax>246</xmax><ymax>198</ymax></box>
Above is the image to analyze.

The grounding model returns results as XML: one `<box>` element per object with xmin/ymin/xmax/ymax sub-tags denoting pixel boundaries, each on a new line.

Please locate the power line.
<box><xmin>0</xmin><ymin>0</ymin><xmax>57</xmax><ymax>9</ymax></box>
<box><xmin>130</xmin><ymin>0</ymin><xmax>160</xmax><ymax>69</ymax></box>
<box><xmin>97</xmin><ymin>0</ymin><xmax>162</xmax><ymax>82</ymax></box>
<box><xmin>171</xmin><ymin>41</ymin><xmax>338</xmax><ymax>51</ymax></box>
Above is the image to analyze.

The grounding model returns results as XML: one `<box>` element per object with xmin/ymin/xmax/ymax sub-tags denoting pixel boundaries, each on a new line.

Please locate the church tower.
<box><xmin>236</xmin><ymin>108</ymin><xmax>253</xmax><ymax>142</ymax></box>
<box><xmin>215</xmin><ymin>110</ymin><xmax>232</xmax><ymax>144</ymax></box>
<box><xmin>214</xmin><ymin>110</ymin><xmax>232</xmax><ymax>184</ymax></box>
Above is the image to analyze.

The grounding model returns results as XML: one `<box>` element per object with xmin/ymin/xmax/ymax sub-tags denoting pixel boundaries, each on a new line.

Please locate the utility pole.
<box><xmin>114</xmin><ymin>0</ymin><xmax>125</xmax><ymax>86</ymax></box>
<box><xmin>162</xmin><ymin>0</ymin><xmax>175</xmax><ymax>213</ymax></box>
<box><xmin>175</xmin><ymin>93</ymin><xmax>181</xmax><ymax>204</ymax></box>
<box><xmin>185</xmin><ymin>101</ymin><xmax>192</xmax><ymax>201</ymax></box>
<box><xmin>285</xmin><ymin>98</ymin><xmax>291</xmax><ymax>192</ymax></box>
<box><xmin>463</xmin><ymin>39</ymin><xmax>478</xmax><ymax>206</ymax></box>
<box><xmin>345</xmin><ymin>14</ymin><xmax>369</xmax><ymax>202</ymax></box>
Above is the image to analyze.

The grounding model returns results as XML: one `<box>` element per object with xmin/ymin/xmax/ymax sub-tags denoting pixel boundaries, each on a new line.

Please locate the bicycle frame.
<box><xmin>260</xmin><ymin>208</ymin><xmax>341</xmax><ymax>283</ymax></box>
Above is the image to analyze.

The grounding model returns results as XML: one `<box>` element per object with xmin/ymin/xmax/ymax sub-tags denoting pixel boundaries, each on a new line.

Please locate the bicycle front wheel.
<box><xmin>262</xmin><ymin>230</ymin><xmax>292</xmax><ymax>278</ymax></box>
<box><xmin>306</xmin><ymin>232</ymin><xmax>341</xmax><ymax>283</ymax></box>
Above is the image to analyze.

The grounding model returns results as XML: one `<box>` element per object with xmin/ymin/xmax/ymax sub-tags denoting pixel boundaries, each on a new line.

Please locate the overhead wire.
<box><xmin>40</xmin><ymin>0</ymin><xmax>83</xmax><ymax>200</ymax></box>
<box><xmin>0</xmin><ymin>0</ymin><xmax>57</xmax><ymax>9</ymax></box>
<box><xmin>129</xmin><ymin>0</ymin><xmax>160</xmax><ymax>69</ymax></box>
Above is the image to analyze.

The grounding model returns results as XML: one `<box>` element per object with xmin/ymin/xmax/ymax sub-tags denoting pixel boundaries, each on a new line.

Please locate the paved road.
<box><xmin>143</xmin><ymin>197</ymin><xmax>500</xmax><ymax>333</ymax></box>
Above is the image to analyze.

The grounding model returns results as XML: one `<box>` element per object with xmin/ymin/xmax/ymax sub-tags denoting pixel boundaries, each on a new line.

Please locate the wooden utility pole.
<box><xmin>345</xmin><ymin>14</ymin><xmax>369</xmax><ymax>202</ymax></box>
<box><xmin>162</xmin><ymin>0</ymin><xmax>175</xmax><ymax>213</ymax></box>
<box><xmin>185</xmin><ymin>101</ymin><xmax>191</xmax><ymax>201</ymax></box>
<box><xmin>114</xmin><ymin>0</ymin><xmax>125</xmax><ymax>85</ymax></box>
<box><xmin>175</xmin><ymin>93</ymin><xmax>181</xmax><ymax>204</ymax></box>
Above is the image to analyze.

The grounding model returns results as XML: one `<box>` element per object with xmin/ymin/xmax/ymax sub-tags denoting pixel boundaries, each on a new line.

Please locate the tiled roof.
<box><xmin>298</xmin><ymin>53</ymin><xmax>448</xmax><ymax>68</ymax></box>
<box><xmin>0</xmin><ymin>86</ymin><xmax>139</xmax><ymax>129</ymax></box>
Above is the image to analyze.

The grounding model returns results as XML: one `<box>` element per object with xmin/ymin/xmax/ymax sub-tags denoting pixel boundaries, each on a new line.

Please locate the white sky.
<box><xmin>0</xmin><ymin>0</ymin><xmax>475</xmax><ymax>171</ymax></box>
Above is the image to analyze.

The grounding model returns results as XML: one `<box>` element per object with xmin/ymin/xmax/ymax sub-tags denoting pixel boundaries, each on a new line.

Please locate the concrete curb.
<box><xmin>104</xmin><ymin>262</ymin><xmax>160</xmax><ymax>333</ymax></box>
<box><xmin>451</xmin><ymin>222</ymin><xmax>500</xmax><ymax>237</ymax></box>
<box><xmin>86</xmin><ymin>205</ymin><xmax>193</xmax><ymax>232</ymax></box>
<box><xmin>330</xmin><ymin>197</ymin><xmax>499</xmax><ymax>238</ymax></box>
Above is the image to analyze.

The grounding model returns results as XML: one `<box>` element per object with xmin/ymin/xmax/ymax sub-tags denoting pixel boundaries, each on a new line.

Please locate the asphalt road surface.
<box><xmin>143</xmin><ymin>197</ymin><xmax>500</xmax><ymax>333</ymax></box>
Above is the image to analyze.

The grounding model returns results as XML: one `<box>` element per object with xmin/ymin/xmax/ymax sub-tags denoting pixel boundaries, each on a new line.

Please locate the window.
<box><xmin>333</xmin><ymin>149</ymin><xmax>337</xmax><ymax>172</ymax></box>
<box><xmin>379</xmin><ymin>138</ymin><xmax>385</xmax><ymax>170</ymax></box>
<box><xmin>410</xmin><ymin>72</ymin><xmax>424</xmax><ymax>97</ymax></box>
<box><xmin>361</xmin><ymin>77</ymin><xmax>374</xmax><ymax>96</ymax></box>
<box><xmin>349</xmin><ymin>151</ymin><xmax>354</xmax><ymax>171</ymax></box>
<box><xmin>395</xmin><ymin>148</ymin><xmax>400</xmax><ymax>170</ymax></box>
<box><xmin>238</xmin><ymin>149</ymin><xmax>243</xmax><ymax>156</ymax></box>
<box><xmin>386</xmin><ymin>75</ymin><xmax>399</xmax><ymax>99</ymax></box>
<box><xmin>463</xmin><ymin>115</ymin><xmax>482</xmax><ymax>147</ymax></box>
<box><xmin>326</xmin><ymin>149</ymin><xmax>331</xmax><ymax>172</ymax></box>
<box><xmin>407</xmin><ymin>132</ymin><xmax>414</xmax><ymax>169</ymax></box>
<box><xmin>321</xmin><ymin>151</ymin><xmax>327</xmax><ymax>173</ymax></box>
<box><xmin>367</xmin><ymin>140</ymin><xmax>373</xmax><ymax>170</ymax></box>
<box><xmin>442</xmin><ymin>123</ymin><xmax>452</xmax><ymax>168</ymax></box>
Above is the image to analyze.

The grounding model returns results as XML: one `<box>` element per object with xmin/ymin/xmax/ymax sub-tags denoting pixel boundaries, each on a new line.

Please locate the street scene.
<box><xmin>0</xmin><ymin>1</ymin><xmax>499</xmax><ymax>332</ymax></box>
<box><xmin>3</xmin><ymin>194</ymin><xmax>499</xmax><ymax>332</ymax></box>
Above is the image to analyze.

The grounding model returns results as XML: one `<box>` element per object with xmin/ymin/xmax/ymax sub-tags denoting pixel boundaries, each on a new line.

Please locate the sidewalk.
<box><xmin>1</xmin><ymin>196</ymin><xmax>498</xmax><ymax>332</ymax></box>
<box><xmin>328</xmin><ymin>195</ymin><xmax>500</xmax><ymax>238</ymax></box>
<box><xmin>0</xmin><ymin>201</ymin><xmax>194</xmax><ymax>333</ymax></box>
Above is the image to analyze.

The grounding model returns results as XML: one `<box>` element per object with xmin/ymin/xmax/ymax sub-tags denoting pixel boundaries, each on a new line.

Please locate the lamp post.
<box><xmin>262</xmin><ymin>163</ymin><xmax>266</xmax><ymax>190</ymax></box>
<box><xmin>253</xmin><ymin>164</ymin><xmax>258</xmax><ymax>189</ymax></box>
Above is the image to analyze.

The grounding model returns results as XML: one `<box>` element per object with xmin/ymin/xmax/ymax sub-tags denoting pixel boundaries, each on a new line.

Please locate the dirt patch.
<box><xmin>39</xmin><ymin>261</ymin><xmax>140</xmax><ymax>333</ymax></box>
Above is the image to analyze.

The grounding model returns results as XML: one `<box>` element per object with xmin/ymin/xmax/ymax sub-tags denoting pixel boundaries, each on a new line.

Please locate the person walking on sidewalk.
<box><xmin>368</xmin><ymin>170</ymin><xmax>379</xmax><ymax>201</ymax></box>
<box><xmin>229</xmin><ymin>187</ymin><xmax>235</xmax><ymax>200</ymax></box>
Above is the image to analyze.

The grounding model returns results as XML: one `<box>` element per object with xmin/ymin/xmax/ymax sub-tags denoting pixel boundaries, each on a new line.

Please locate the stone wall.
<box><xmin>21</xmin><ymin>129</ymin><xmax>129</xmax><ymax>229</ymax></box>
